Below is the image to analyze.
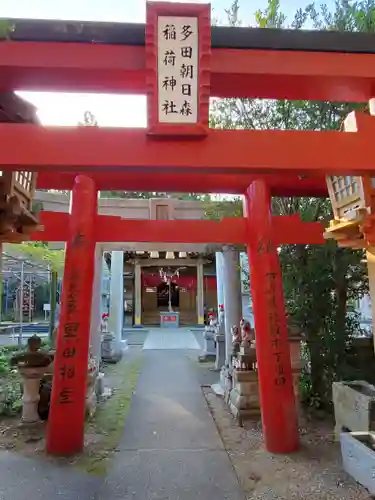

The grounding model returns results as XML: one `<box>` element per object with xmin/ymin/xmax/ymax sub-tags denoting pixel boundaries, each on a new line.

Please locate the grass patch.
<box><xmin>75</xmin><ymin>353</ymin><xmax>143</xmax><ymax>476</ymax></box>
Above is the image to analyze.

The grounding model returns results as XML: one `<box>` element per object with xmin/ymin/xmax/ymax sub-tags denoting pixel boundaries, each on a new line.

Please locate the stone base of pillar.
<box><xmin>220</xmin><ymin>365</ymin><xmax>233</xmax><ymax>403</ymax></box>
<box><xmin>228</xmin><ymin>368</ymin><xmax>302</xmax><ymax>425</ymax></box>
<box><xmin>214</xmin><ymin>334</ymin><xmax>226</xmax><ymax>371</ymax></box>
<box><xmin>101</xmin><ymin>332</ymin><xmax>124</xmax><ymax>363</ymax></box>
<box><xmin>198</xmin><ymin>337</ymin><xmax>216</xmax><ymax>362</ymax></box>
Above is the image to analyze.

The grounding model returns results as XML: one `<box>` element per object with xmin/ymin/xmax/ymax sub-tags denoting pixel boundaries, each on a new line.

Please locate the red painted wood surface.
<box><xmin>0</xmin><ymin>124</ymin><xmax>373</xmax><ymax>175</ymax></box>
<box><xmin>244</xmin><ymin>180</ymin><xmax>299</xmax><ymax>454</ymax></box>
<box><xmin>46</xmin><ymin>176</ymin><xmax>97</xmax><ymax>456</ymax></box>
<box><xmin>36</xmin><ymin>171</ymin><xmax>328</xmax><ymax>197</ymax></box>
<box><xmin>0</xmin><ymin>41</ymin><xmax>375</xmax><ymax>102</ymax></box>
<box><xmin>32</xmin><ymin>212</ymin><xmax>325</xmax><ymax>245</ymax></box>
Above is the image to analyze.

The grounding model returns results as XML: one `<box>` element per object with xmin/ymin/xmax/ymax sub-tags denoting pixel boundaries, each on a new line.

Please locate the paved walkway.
<box><xmin>0</xmin><ymin>451</ymin><xmax>101</xmax><ymax>499</ymax></box>
<box><xmin>143</xmin><ymin>327</ymin><xmax>201</xmax><ymax>350</ymax></box>
<box><xmin>100</xmin><ymin>350</ymin><xmax>245</xmax><ymax>499</ymax></box>
<box><xmin>0</xmin><ymin>329</ymin><xmax>245</xmax><ymax>500</ymax></box>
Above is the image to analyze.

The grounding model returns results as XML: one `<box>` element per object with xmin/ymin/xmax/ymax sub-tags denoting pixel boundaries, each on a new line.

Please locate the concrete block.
<box><xmin>340</xmin><ymin>431</ymin><xmax>375</xmax><ymax>495</ymax></box>
<box><xmin>214</xmin><ymin>334</ymin><xmax>225</xmax><ymax>370</ymax></box>
<box><xmin>332</xmin><ymin>381</ymin><xmax>375</xmax><ymax>439</ymax></box>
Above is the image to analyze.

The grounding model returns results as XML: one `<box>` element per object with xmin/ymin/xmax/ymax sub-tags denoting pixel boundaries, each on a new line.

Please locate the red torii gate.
<box><xmin>2</xmin><ymin>1</ymin><xmax>375</xmax><ymax>456</ymax></box>
<box><xmin>39</xmin><ymin>178</ymin><xmax>323</xmax><ymax>457</ymax></box>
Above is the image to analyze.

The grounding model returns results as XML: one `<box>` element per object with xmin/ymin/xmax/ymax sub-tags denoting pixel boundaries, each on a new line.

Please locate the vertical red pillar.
<box><xmin>244</xmin><ymin>180</ymin><xmax>299</xmax><ymax>454</ymax></box>
<box><xmin>46</xmin><ymin>175</ymin><xmax>97</xmax><ymax>456</ymax></box>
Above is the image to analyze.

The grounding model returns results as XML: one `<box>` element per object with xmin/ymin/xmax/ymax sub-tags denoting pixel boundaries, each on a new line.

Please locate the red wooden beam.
<box><xmin>36</xmin><ymin>171</ymin><xmax>328</xmax><ymax>197</ymax></box>
<box><xmin>0</xmin><ymin>123</ymin><xmax>374</xmax><ymax>176</ymax></box>
<box><xmin>32</xmin><ymin>212</ymin><xmax>325</xmax><ymax>245</ymax></box>
<box><xmin>1</xmin><ymin>41</ymin><xmax>375</xmax><ymax>101</ymax></box>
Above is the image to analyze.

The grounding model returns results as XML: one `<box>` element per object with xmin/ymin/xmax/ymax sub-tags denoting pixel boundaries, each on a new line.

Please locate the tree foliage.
<box><xmin>210</xmin><ymin>0</ymin><xmax>373</xmax><ymax>406</ymax></box>
<box><xmin>5</xmin><ymin>242</ymin><xmax>65</xmax><ymax>275</ymax></box>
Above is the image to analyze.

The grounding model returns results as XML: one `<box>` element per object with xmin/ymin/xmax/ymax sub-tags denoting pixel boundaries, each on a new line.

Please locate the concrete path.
<box><xmin>0</xmin><ymin>450</ymin><xmax>100</xmax><ymax>499</ymax></box>
<box><xmin>100</xmin><ymin>350</ymin><xmax>246</xmax><ymax>499</ymax></box>
<box><xmin>143</xmin><ymin>327</ymin><xmax>201</xmax><ymax>350</ymax></box>
<box><xmin>0</xmin><ymin>331</ymin><xmax>245</xmax><ymax>500</ymax></box>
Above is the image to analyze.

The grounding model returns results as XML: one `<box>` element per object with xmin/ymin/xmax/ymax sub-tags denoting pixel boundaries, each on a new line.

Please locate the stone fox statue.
<box><xmin>240</xmin><ymin>318</ymin><xmax>255</xmax><ymax>346</ymax></box>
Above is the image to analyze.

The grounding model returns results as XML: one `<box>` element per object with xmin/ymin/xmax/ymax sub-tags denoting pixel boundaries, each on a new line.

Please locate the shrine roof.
<box><xmin>4</xmin><ymin>18</ymin><xmax>375</xmax><ymax>54</ymax></box>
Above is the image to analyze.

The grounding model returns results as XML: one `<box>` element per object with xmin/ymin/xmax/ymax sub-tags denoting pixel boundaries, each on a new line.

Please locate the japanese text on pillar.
<box><xmin>157</xmin><ymin>16</ymin><xmax>198</xmax><ymax>124</ymax></box>
<box><xmin>56</xmin><ymin>231</ymin><xmax>87</xmax><ymax>406</ymax></box>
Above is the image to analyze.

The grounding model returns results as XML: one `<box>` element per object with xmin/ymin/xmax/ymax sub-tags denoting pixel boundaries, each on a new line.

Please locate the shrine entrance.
<box><xmin>141</xmin><ymin>265</ymin><xmax>199</xmax><ymax>326</ymax></box>
<box><xmin>157</xmin><ymin>281</ymin><xmax>179</xmax><ymax>308</ymax></box>
<box><xmin>2</xmin><ymin>0</ymin><xmax>372</xmax><ymax>464</ymax></box>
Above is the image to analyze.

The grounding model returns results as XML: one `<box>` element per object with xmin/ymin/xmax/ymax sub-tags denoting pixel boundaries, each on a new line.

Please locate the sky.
<box><xmin>2</xmin><ymin>0</ymin><xmax>335</xmax><ymax>127</ymax></box>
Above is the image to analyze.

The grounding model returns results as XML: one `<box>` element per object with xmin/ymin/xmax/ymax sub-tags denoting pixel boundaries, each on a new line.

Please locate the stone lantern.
<box><xmin>10</xmin><ymin>336</ymin><xmax>53</xmax><ymax>424</ymax></box>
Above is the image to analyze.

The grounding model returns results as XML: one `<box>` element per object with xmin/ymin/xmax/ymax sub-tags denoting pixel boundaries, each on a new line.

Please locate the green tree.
<box><xmin>5</xmin><ymin>242</ymin><xmax>65</xmax><ymax>275</ymax></box>
<box><xmin>101</xmin><ymin>191</ymin><xmax>212</xmax><ymax>201</ymax></box>
<box><xmin>210</xmin><ymin>0</ymin><xmax>373</xmax><ymax>405</ymax></box>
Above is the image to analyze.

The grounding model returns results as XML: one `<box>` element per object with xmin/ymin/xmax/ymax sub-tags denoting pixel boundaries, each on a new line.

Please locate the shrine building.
<box><xmin>35</xmin><ymin>191</ymin><xmax>248</xmax><ymax>327</ymax></box>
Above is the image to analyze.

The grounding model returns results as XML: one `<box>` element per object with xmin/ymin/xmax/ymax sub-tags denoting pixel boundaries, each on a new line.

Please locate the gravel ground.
<box><xmin>204</xmin><ymin>388</ymin><xmax>369</xmax><ymax>500</ymax></box>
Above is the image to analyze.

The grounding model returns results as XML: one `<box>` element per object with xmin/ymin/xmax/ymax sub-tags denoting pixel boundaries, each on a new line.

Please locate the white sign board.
<box><xmin>43</xmin><ymin>303</ymin><xmax>51</xmax><ymax>312</ymax></box>
<box><xmin>157</xmin><ymin>16</ymin><xmax>199</xmax><ymax>124</ymax></box>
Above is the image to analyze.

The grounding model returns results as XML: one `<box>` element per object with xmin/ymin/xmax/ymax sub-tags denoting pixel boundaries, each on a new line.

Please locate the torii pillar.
<box><xmin>244</xmin><ymin>180</ymin><xmax>299</xmax><ymax>454</ymax></box>
<box><xmin>46</xmin><ymin>175</ymin><xmax>97</xmax><ymax>455</ymax></box>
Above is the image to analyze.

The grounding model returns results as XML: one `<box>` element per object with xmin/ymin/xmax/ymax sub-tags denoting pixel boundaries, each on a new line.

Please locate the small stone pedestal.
<box><xmin>19</xmin><ymin>366</ymin><xmax>46</xmax><ymax>424</ymax></box>
<box><xmin>214</xmin><ymin>333</ymin><xmax>226</xmax><ymax>371</ymax></box>
<box><xmin>203</xmin><ymin>335</ymin><xmax>216</xmax><ymax>359</ymax></box>
<box><xmin>228</xmin><ymin>369</ymin><xmax>260</xmax><ymax>422</ymax></box>
<box><xmin>227</xmin><ymin>325</ymin><xmax>304</xmax><ymax>424</ymax></box>
<box><xmin>199</xmin><ymin>321</ymin><xmax>217</xmax><ymax>362</ymax></box>
<box><xmin>203</xmin><ymin>327</ymin><xmax>216</xmax><ymax>359</ymax></box>
<box><xmin>229</xmin><ymin>362</ymin><xmax>303</xmax><ymax>424</ymax></box>
<box><xmin>236</xmin><ymin>344</ymin><xmax>257</xmax><ymax>370</ymax></box>
<box><xmin>101</xmin><ymin>332</ymin><xmax>122</xmax><ymax>363</ymax></box>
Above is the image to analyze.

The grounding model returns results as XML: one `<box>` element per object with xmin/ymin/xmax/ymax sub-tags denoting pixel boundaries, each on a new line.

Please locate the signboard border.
<box><xmin>146</xmin><ymin>1</ymin><xmax>211</xmax><ymax>137</ymax></box>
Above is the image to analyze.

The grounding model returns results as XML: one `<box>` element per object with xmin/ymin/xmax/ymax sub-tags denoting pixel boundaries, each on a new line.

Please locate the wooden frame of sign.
<box><xmin>146</xmin><ymin>1</ymin><xmax>211</xmax><ymax>137</ymax></box>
